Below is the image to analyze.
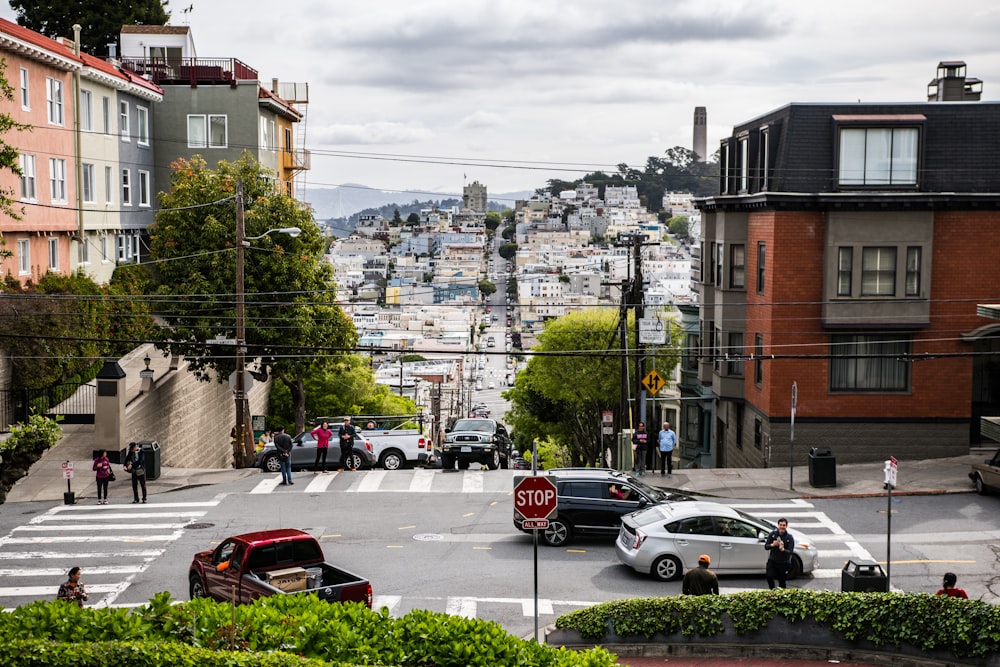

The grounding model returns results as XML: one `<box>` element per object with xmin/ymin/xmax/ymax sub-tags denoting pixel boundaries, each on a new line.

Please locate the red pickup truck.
<box><xmin>188</xmin><ymin>528</ymin><xmax>372</xmax><ymax>607</ymax></box>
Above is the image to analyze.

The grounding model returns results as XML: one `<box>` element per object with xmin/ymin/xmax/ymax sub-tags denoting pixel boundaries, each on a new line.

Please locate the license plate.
<box><xmin>461</xmin><ymin>446</ymin><xmax>472</xmax><ymax>453</ymax></box>
<box><xmin>619</xmin><ymin>528</ymin><xmax>634</xmax><ymax>549</ymax></box>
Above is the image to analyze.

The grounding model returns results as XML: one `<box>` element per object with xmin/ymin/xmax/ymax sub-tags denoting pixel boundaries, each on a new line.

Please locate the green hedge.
<box><xmin>0</xmin><ymin>640</ymin><xmax>326</xmax><ymax>667</ymax></box>
<box><xmin>555</xmin><ymin>589</ymin><xmax>1000</xmax><ymax>659</ymax></box>
<box><xmin>0</xmin><ymin>592</ymin><xmax>616</xmax><ymax>667</ymax></box>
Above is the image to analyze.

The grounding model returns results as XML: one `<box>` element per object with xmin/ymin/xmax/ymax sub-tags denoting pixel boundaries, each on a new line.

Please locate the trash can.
<box><xmin>133</xmin><ymin>440</ymin><xmax>161</xmax><ymax>480</ymax></box>
<box><xmin>841</xmin><ymin>559</ymin><xmax>888</xmax><ymax>592</ymax></box>
<box><xmin>808</xmin><ymin>447</ymin><xmax>836</xmax><ymax>487</ymax></box>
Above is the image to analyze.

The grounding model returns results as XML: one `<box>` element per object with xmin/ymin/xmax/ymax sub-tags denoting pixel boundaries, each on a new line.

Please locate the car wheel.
<box><xmin>542</xmin><ymin>519</ymin><xmax>572</xmax><ymax>547</ymax></box>
<box><xmin>458</xmin><ymin>460</ymin><xmax>470</xmax><ymax>470</ymax></box>
<box><xmin>380</xmin><ymin>449</ymin><xmax>405</xmax><ymax>471</ymax></box>
<box><xmin>651</xmin><ymin>555</ymin><xmax>682</xmax><ymax>582</ymax></box>
<box><xmin>189</xmin><ymin>573</ymin><xmax>207</xmax><ymax>600</ymax></box>
<box><xmin>487</xmin><ymin>449</ymin><xmax>500</xmax><ymax>470</ymax></box>
<box><xmin>975</xmin><ymin>474</ymin><xmax>988</xmax><ymax>495</ymax></box>
<box><xmin>349</xmin><ymin>453</ymin><xmax>366</xmax><ymax>470</ymax></box>
<box><xmin>262</xmin><ymin>454</ymin><xmax>281</xmax><ymax>473</ymax></box>
<box><xmin>441</xmin><ymin>454</ymin><xmax>456</xmax><ymax>470</ymax></box>
<box><xmin>788</xmin><ymin>555</ymin><xmax>804</xmax><ymax>580</ymax></box>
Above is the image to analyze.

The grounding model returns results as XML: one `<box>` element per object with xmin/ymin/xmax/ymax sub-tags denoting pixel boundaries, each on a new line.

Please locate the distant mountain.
<box><xmin>305</xmin><ymin>184</ymin><xmax>532</xmax><ymax>223</ymax></box>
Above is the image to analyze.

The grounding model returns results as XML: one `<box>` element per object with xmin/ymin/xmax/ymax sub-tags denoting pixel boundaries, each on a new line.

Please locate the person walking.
<box><xmin>56</xmin><ymin>566</ymin><xmax>88</xmax><ymax>607</ymax></box>
<box><xmin>936</xmin><ymin>572</ymin><xmax>969</xmax><ymax>598</ymax></box>
<box><xmin>764</xmin><ymin>517</ymin><xmax>795</xmax><ymax>589</ymax></box>
<box><xmin>658</xmin><ymin>422</ymin><xmax>676</xmax><ymax>477</ymax></box>
<box><xmin>311</xmin><ymin>421</ymin><xmax>334</xmax><ymax>473</ymax></box>
<box><xmin>123</xmin><ymin>442</ymin><xmax>147</xmax><ymax>504</ymax></box>
<box><xmin>92</xmin><ymin>449</ymin><xmax>112</xmax><ymax>505</ymax></box>
<box><xmin>631</xmin><ymin>422</ymin><xmax>649</xmax><ymax>476</ymax></box>
<box><xmin>274</xmin><ymin>425</ymin><xmax>294</xmax><ymax>485</ymax></box>
<box><xmin>682</xmin><ymin>554</ymin><xmax>719</xmax><ymax>595</ymax></box>
<box><xmin>337</xmin><ymin>416</ymin><xmax>357</xmax><ymax>471</ymax></box>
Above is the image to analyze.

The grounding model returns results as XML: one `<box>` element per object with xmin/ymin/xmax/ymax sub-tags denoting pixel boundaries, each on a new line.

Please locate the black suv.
<box><xmin>513</xmin><ymin>468</ymin><xmax>693</xmax><ymax>547</ymax></box>
<box><xmin>441</xmin><ymin>418</ymin><xmax>513</xmax><ymax>470</ymax></box>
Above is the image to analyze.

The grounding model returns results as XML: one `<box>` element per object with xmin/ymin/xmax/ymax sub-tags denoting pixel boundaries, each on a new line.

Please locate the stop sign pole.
<box><xmin>513</xmin><ymin>452</ymin><xmax>557</xmax><ymax>642</ymax></box>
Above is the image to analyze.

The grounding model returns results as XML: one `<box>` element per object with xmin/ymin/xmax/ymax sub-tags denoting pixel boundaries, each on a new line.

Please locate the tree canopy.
<box><xmin>478</xmin><ymin>279</ymin><xmax>496</xmax><ymax>300</ymax></box>
<box><xmin>498</xmin><ymin>242</ymin><xmax>517</xmax><ymax>261</ymax></box>
<box><xmin>10</xmin><ymin>0</ymin><xmax>170</xmax><ymax>57</ymax></box>
<box><xmin>484</xmin><ymin>211</ymin><xmax>502</xmax><ymax>231</ymax></box>
<box><xmin>147</xmin><ymin>154</ymin><xmax>357</xmax><ymax>432</ymax></box>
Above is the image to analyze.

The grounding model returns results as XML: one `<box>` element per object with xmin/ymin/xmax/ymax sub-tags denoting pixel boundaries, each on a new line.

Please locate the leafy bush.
<box><xmin>555</xmin><ymin>589</ymin><xmax>1000</xmax><ymax>659</ymax></box>
<box><xmin>0</xmin><ymin>413</ymin><xmax>62</xmax><ymax>459</ymax></box>
<box><xmin>0</xmin><ymin>639</ymin><xmax>324</xmax><ymax>667</ymax></box>
<box><xmin>0</xmin><ymin>593</ymin><xmax>617</xmax><ymax>667</ymax></box>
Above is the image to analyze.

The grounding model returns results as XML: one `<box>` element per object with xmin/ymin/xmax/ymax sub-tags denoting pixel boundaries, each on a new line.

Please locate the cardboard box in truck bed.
<box><xmin>266</xmin><ymin>566</ymin><xmax>307</xmax><ymax>592</ymax></box>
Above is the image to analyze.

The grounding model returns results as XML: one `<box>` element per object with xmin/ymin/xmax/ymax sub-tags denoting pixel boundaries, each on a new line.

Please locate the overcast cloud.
<box><xmin>3</xmin><ymin>1</ymin><xmax>999</xmax><ymax>200</ymax></box>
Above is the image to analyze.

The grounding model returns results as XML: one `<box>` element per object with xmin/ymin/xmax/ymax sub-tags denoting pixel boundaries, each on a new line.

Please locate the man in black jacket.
<box><xmin>337</xmin><ymin>417</ymin><xmax>357</xmax><ymax>471</ymax></box>
<box><xmin>124</xmin><ymin>442</ymin><xmax>147</xmax><ymax>504</ymax></box>
<box><xmin>765</xmin><ymin>517</ymin><xmax>795</xmax><ymax>589</ymax></box>
<box><xmin>682</xmin><ymin>554</ymin><xmax>719</xmax><ymax>595</ymax></box>
<box><xmin>274</xmin><ymin>426</ymin><xmax>294</xmax><ymax>485</ymax></box>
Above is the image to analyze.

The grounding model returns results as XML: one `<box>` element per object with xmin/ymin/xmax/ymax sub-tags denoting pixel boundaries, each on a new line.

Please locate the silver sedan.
<box><xmin>615</xmin><ymin>501</ymin><xmax>819</xmax><ymax>582</ymax></box>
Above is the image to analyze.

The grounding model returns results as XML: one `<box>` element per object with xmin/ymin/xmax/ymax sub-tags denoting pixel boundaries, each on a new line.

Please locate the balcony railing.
<box><xmin>282</xmin><ymin>148</ymin><xmax>311</xmax><ymax>171</ymax></box>
<box><xmin>121</xmin><ymin>57</ymin><xmax>258</xmax><ymax>87</ymax></box>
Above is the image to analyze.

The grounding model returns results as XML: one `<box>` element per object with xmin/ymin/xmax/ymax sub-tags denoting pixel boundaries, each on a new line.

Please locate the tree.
<box><xmin>484</xmin><ymin>211</ymin><xmax>502</xmax><ymax>231</ymax></box>
<box><xmin>0</xmin><ymin>58</ymin><xmax>30</xmax><ymax>223</ymax></box>
<box><xmin>505</xmin><ymin>309</ymin><xmax>681</xmax><ymax>465</ymax></box>
<box><xmin>391</xmin><ymin>208</ymin><xmax>403</xmax><ymax>226</ymax></box>
<box><xmin>478</xmin><ymin>279</ymin><xmax>496</xmax><ymax>300</ymax></box>
<box><xmin>405</xmin><ymin>212</ymin><xmax>420</xmax><ymax>225</ymax></box>
<box><xmin>668</xmin><ymin>215</ymin><xmax>690</xmax><ymax>239</ymax></box>
<box><xmin>10</xmin><ymin>0</ymin><xmax>170</xmax><ymax>57</ymax></box>
<box><xmin>501</xmin><ymin>224</ymin><xmax>516</xmax><ymax>241</ymax></box>
<box><xmin>148</xmin><ymin>154</ymin><xmax>357</xmax><ymax>435</ymax></box>
<box><xmin>498</xmin><ymin>242</ymin><xmax>517</xmax><ymax>261</ymax></box>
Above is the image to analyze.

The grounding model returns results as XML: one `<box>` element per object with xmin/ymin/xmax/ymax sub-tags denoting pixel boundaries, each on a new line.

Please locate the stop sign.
<box><xmin>513</xmin><ymin>475</ymin><xmax>558</xmax><ymax>521</ymax></box>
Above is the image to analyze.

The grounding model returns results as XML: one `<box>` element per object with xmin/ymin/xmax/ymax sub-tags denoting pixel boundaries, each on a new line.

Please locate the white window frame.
<box><xmin>17</xmin><ymin>239</ymin><xmax>30</xmax><ymax>275</ymax></box>
<box><xmin>860</xmin><ymin>246</ymin><xmax>896</xmax><ymax>297</ymax></box>
<box><xmin>119</xmin><ymin>100</ymin><xmax>130</xmax><ymax>141</ymax></box>
<box><xmin>48</xmin><ymin>237</ymin><xmax>59</xmax><ymax>271</ymax></box>
<box><xmin>136</xmin><ymin>105</ymin><xmax>149</xmax><ymax>145</ymax></box>
<box><xmin>80</xmin><ymin>89</ymin><xmax>93</xmax><ymax>132</ymax></box>
<box><xmin>49</xmin><ymin>158</ymin><xmax>67</xmax><ymax>203</ymax></box>
<box><xmin>839</xmin><ymin>127</ymin><xmax>919</xmax><ymax>186</ymax></box>
<box><xmin>46</xmin><ymin>77</ymin><xmax>64</xmax><ymax>125</ymax></box>
<box><xmin>80</xmin><ymin>235</ymin><xmax>90</xmax><ymax>265</ymax></box>
<box><xmin>209</xmin><ymin>114</ymin><xmax>228</xmax><ymax>148</ymax></box>
<box><xmin>100</xmin><ymin>236</ymin><xmax>109</xmax><ymax>262</ymax></box>
<box><xmin>117</xmin><ymin>235</ymin><xmax>129</xmax><ymax>261</ymax></box>
<box><xmin>121</xmin><ymin>168</ymin><xmax>131</xmax><ymax>206</ymax></box>
<box><xmin>187</xmin><ymin>114</ymin><xmax>206</xmax><ymax>148</ymax></box>
<box><xmin>81</xmin><ymin>163</ymin><xmax>95</xmax><ymax>203</ymax></box>
<box><xmin>19</xmin><ymin>154</ymin><xmax>36</xmax><ymax>201</ymax></box>
<box><xmin>19</xmin><ymin>67</ymin><xmax>29</xmax><ymax>110</ymax></box>
<box><xmin>138</xmin><ymin>170</ymin><xmax>151</xmax><ymax>207</ymax></box>
<box><xmin>102</xmin><ymin>96</ymin><xmax>111</xmax><ymax>135</ymax></box>
<box><xmin>104</xmin><ymin>165</ymin><xmax>113</xmax><ymax>204</ymax></box>
<box><xmin>738</xmin><ymin>135</ymin><xmax>749</xmax><ymax>192</ymax></box>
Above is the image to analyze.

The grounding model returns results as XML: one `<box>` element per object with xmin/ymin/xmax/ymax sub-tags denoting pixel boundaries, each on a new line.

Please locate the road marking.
<box><xmin>729</xmin><ymin>501</ymin><xmax>815</xmax><ymax>509</ymax></box>
<box><xmin>29</xmin><ymin>511</ymin><xmax>208</xmax><ymax>523</ymax></box>
<box><xmin>357</xmin><ymin>470</ymin><xmax>386</xmax><ymax>493</ymax></box>
<box><xmin>408</xmin><ymin>469</ymin><xmax>435</xmax><ymax>492</ymax></box>
<box><xmin>463</xmin><ymin>513</ymin><xmax>475</xmax><ymax>517</ymax></box>
<box><xmin>445</xmin><ymin>596</ymin><xmax>477</xmax><ymax>618</ymax></box>
<box><xmin>398</xmin><ymin>525</ymin><xmax>416</xmax><ymax>530</ymax></box>
<box><xmin>472</xmin><ymin>546</ymin><xmax>491</xmax><ymax>550</ymax></box>
<box><xmin>0</xmin><ymin>583</ymin><xmax>122</xmax><ymax>597</ymax></box>
<box><xmin>462</xmin><ymin>471</ymin><xmax>484</xmax><ymax>494</ymax></box>
<box><xmin>0</xmin><ymin>533</ymin><xmax>182</xmax><ymax>545</ymax></box>
<box><xmin>48</xmin><ymin>501</ymin><xmax>219</xmax><ymax>512</ymax></box>
<box><xmin>250</xmin><ymin>476</ymin><xmax>284</xmax><ymax>494</ymax></box>
<box><xmin>14</xmin><ymin>523</ymin><xmax>191</xmax><ymax>532</ymax></box>
<box><xmin>372</xmin><ymin>595</ymin><xmax>401</xmax><ymax>614</ymax></box>
<box><xmin>0</xmin><ymin>565</ymin><xmax>145</xmax><ymax>577</ymax></box>
<box><xmin>304</xmin><ymin>473</ymin><xmax>338</xmax><ymax>493</ymax></box>
<box><xmin>0</xmin><ymin>550</ymin><xmax>162</xmax><ymax>560</ymax></box>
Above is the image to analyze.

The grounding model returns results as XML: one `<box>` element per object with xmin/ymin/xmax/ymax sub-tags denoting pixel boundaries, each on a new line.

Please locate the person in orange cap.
<box><xmin>682</xmin><ymin>554</ymin><xmax>719</xmax><ymax>595</ymax></box>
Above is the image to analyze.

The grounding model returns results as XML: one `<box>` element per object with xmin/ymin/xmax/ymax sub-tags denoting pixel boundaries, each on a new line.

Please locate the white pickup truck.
<box><xmin>340</xmin><ymin>414</ymin><xmax>435</xmax><ymax>470</ymax></box>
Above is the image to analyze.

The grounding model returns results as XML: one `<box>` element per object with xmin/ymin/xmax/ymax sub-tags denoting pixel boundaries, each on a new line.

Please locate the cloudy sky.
<box><xmin>5</xmin><ymin>1</ymin><xmax>1000</xmax><ymax>201</ymax></box>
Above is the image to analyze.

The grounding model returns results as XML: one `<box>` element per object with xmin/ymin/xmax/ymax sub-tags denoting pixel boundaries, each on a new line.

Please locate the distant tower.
<box><xmin>463</xmin><ymin>180</ymin><xmax>488</xmax><ymax>213</ymax></box>
<box><xmin>693</xmin><ymin>107</ymin><xmax>707</xmax><ymax>162</ymax></box>
<box><xmin>927</xmin><ymin>61</ymin><xmax>982</xmax><ymax>101</ymax></box>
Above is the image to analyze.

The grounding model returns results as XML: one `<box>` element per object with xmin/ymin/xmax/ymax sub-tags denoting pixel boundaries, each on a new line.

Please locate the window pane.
<box><xmin>80</xmin><ymin>90</ymin><xmax>92</xmax><ymax>131</ymax></box>
<box><xmin>830</xmin><ymin>334</ymin><xmax>910</xmax><ymax>391</ymax></box>
<box><xmin>905</xmin><ymin>246</ymin><xmax>921</xmax><ymax>297</ymax></box>
<box><xmin>209</xmin><ymin>115</ymin><xmax>227</xmax><ymax>147</ymax></box>
<box><xmin>837</xmin><ymin>247</ymin><xmax>853</xmax><ymax>296</ymax></box>
<box><xmin>891</xmin><ymin>128</ymin><xmax>918</xmax><ymax>184</ymax></box>
<box><xmin>839</xmin><ymin>129</ymin><xmax>866</xmax><ymax>184</ymax></box>
<box><xmin>188</xmin><ymin>115</ymin><xmax>206</xmax><ymax>148</ymax></box>
<box><xmin>861</xmin><ymin>247</ymin><xmax>896</xmax><ymax>296</ymax></box>
<box><xmin>864</xmin><ymin>129</ymin><xmax>892</xmax><ymax>185</ymax></box>
<box><xmin>730</xmin><ymin>244</ymin><xmax>745</xmax><ymax>289</ymax></box>
<box><xmin>82</xmin><ymin>163</ymin><xmax>94</xmax><ymax>202</ymax></box>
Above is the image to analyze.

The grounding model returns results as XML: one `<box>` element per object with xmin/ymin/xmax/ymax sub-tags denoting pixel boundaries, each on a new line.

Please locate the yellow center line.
<box><xmin>566</xmin><ymin>549</ymin><xmax>587</xmax><ymax>553</ymax></box>
<box><xmin>463</xmin><ymin>513</ymin><xmax>475</xmax><ymax>518</ymax></box>
<box><xmin>398</xmin><ymin>525</ymin><xmax>416</xmax><ymax>530</ymax></box>
<box><xmin>320</xmin><ymin>534</ymin><xmax>341</xmax><ymax>539</ymax></box>
<box><xmin>386</xmin><ymin>545</ymin><xmax>403</xmax><ymax>549</ymax></box>
<box><xmin>473</xmin><ymin>546</ymin><xmax>492</xmax><ymax>550</ymax></box>
<box><xmin>489</xmin><ymin>501</ymin><xmax>498</xmax><ymax>506</ymax></box>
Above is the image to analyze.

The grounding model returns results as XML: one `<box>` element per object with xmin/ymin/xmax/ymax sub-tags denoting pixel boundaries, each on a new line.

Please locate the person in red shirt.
<box><xmin>936</xmin><ymin>572</ymin><xmax>968</xmax><ymax>598</ymax></box>
<box><xmin>310</xmin><ymin>421</ymin><xmax>334</xmax><ymax>473</ymax></box>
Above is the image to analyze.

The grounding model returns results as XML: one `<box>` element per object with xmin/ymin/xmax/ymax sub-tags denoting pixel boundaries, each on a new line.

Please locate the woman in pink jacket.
<box><xmin>310</xmin><ymin>421</ymin><xmax>334</xmax><ymax>473</ymax></box>
<box><xmin>92</xmin><ymin>450</ymin><xmax>112</xmax><ymax>505</ymax></box>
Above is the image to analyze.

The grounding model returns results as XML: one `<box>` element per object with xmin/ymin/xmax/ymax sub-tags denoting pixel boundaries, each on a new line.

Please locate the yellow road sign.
<box><xmin>642</xmin><ymin>369</ymin><xmax>665</xmax><ymax>396</ymax></box>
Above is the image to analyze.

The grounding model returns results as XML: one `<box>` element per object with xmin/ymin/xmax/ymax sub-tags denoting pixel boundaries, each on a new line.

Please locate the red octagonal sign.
<box><xmin>514</xmin><ymin>475</ymin><xmax>558</xmax><ymax>521</ymax></box>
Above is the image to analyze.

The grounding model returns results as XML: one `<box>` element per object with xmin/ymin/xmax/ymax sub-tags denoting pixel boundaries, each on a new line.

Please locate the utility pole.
<box><xmin>632</xmin><ymin>233</ymin><xmax>646</xmax><ymax>433</ymax></box>
<box><xmin>234</xmin><ymin>181</ymin><xmax>252</xmax><ymax>468</ymax></box>
<box><xmin>618</xmin><ymin>277</ymin><xmax>629</xmax><ymax>470</ymax></box>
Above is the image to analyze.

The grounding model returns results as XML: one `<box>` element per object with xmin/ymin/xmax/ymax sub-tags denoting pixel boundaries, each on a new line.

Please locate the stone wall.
<box><xmin>124</xmin><ymin>358</ymin><xmax>271</xmax><ymax>469</ymax></box>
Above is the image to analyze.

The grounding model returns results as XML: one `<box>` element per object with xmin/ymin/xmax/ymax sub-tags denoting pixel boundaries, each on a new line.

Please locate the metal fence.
<box><xmin>0</xmin><ymin>383</ymin><xmax>96</xmax><ymax>432</ymax></box>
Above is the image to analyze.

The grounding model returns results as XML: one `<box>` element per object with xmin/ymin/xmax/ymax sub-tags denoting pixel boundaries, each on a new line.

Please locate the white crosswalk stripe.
<box><xmin>0</xmin><ymin>500</ymin><xmax>218</xmax><ymax>610</ymax></box>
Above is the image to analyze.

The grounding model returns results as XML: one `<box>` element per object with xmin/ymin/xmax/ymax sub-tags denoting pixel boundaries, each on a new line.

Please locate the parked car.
<box><xmin>512</xmin><ymin>468</ymin><xmax>694</xmax><ymax>547</ymax></box>
<box><xmin>615</xmin><ymin>501</ymin><xmax>819</xmax><ymax>582</ymax></box>
<box><xmin>254</xmin><ymin>430</ymin><xmax>376</xmax><ymax>473</ymax></box>
<box><xmin>441</xmin><ymin>418</ymin><xmax>513</xmax><ymax>470</ymax></box>
<box><xmin>969</xmin><ymin>449</ymin><xmax>1000</xmax><ymax>494</ymax></box>
<box><xmin>188</xmin><ymin>528</ymin><xmax>372</xmax><ymax>606</ymax></box>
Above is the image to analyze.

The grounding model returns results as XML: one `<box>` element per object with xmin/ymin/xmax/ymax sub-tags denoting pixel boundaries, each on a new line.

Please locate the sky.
<box><xmin>4</xmin><ymin>1</ymin><xmax>1000</xmax><ymax>203</ymax></box>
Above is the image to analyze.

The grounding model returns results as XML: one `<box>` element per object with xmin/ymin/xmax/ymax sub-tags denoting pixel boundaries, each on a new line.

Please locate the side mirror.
<box><xmin>637</xmin><ymin>497</ymin><xmax>648</xmax><ymax>508</ymax></box>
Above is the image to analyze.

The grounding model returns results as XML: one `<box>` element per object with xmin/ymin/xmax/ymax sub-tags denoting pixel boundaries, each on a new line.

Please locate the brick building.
<box><xmin>696</xmin><ymin>63</ymin><xmax>1000</xmax><ymax>467</ymax></box>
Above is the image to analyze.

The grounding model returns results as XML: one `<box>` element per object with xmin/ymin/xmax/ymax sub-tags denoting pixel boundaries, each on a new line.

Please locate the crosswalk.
<box><xmin>0</xmin><ymin>476</ymin><xmax>876</xmax><ymax>614</ymax></box>
<box><xmin>0</xmin><ymin>501</ymin><xmax>218</xmax><ymax>609</ymax></box>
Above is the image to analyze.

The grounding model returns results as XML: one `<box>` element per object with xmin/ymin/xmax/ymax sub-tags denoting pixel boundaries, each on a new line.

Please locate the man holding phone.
<box><xmin>764</xmin><ymin>517</ymin><xmax>795</xmax><ymax>589</ymax></box>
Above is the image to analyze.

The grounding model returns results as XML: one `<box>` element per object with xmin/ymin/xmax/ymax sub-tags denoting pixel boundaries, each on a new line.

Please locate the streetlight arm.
<box><xmin>244</xmin><ymin>227</ymin><xmax>301</xmax><ymax>244</ymax></box>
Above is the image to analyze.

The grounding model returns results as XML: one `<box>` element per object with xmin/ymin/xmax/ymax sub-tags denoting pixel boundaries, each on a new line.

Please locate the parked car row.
<box><xmin>512</xmin><ymin>467</ymin><xmax>819</xmax><ymax>583</ymax></box>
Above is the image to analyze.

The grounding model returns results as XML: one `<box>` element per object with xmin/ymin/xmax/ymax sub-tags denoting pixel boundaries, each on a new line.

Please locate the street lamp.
<box><xmin>233</xmin><ymin>180</ymin><xmax>301</xmax><ymax>468</ymax></box>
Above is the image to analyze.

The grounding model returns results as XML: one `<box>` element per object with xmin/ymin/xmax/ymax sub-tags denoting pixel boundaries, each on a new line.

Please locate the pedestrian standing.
<box><xmin>936</xmin><ymin>572</ymin><xmax>969</xmax><ymax>598</ymax></box>
<box><xmin>92</xmin><ymin>449</ymin><xmax>112</xmax><ymax>505</ymax></box>
<box><xmin>123</xmin><ymin>442</ymin><xmax>147</xmax><ymax>504</ymax></box>
<box><xmin>274</xmin><ymin>425</ymin><xmax>294</xmax><ymax>485</ymax></box>
<box><xmin>658</xmin><ymin>422</ymin><xmax>676</xmax><ymax>477</ymax></box>
<box><xmin>256</xmin><ymin>429</ymin><xmax>273</xmax><ymax>455</ymax></box>
<box><xmin>311</xmin><ymin>421</ymin><xmax>334</xmax><ymax>473</ymax></box>
<box><xmin>338</xmin><ymin>416</ymin><xmax>357</xmax><ymax>471</ymax></box>
<box><xmin>631</xmin><ymin>422</ymin><xmax>649</xmax><ymax>476</ymax></box>
<box><xmin>764</xmin><ymin>517</ymin><xmax>795</xmax><ymax>589</ymax></box>
<box><xmin>682</xmin><ymin>554</ymin><xmax>719</xmax><ymax>595</ymax></box>
<box><xmin>56</xmin><ymin>566</ymin><xmax>88</xmax><ymax>607</ymax></box>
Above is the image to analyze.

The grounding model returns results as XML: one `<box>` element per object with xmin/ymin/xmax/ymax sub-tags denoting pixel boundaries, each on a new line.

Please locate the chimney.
<box><xmin>107</xmin><ymin>43</ymin><xmax>117</xmax><ymax>59</ymax></box>
<box><xmin>927</xmin><ymin>61</ymin><xmax>982</xmax><ymax>101</ymax></box>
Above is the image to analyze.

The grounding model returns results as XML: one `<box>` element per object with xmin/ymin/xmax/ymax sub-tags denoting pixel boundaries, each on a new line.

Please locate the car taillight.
<box><xmin>366</xmin><ymin>582</ymin><xmax>373</xmax><ymax>608</ymax></box>
<box><xmin>364</xmin><ymin>440</ymin><xmax>373</xmax><ymax>453</ymax></box>
<box><xmin>632</xmin><ymin>529</ymin><xmax>647</xmax><ymax>550</ymax></box>
<box><xmin>418</xmin><ymin>437</ymin><xmax>426</xmax><ymax>449</ymax></box>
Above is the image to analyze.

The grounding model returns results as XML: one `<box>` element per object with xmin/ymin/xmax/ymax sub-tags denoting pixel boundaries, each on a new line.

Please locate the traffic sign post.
<box><xmin>641</xmin><ymin>369</ymin><xmax>665</xmax><ymax>396</ymax></box>
<box><xmin>884</xmin><ymin>456</ymin><xmax>898</xmax><ymax>587</ymax></box>
<box><xmin>513</xmin><ymin>474</ymin><xmax>558</xmax><ymax>643</ymax></box>
<box><xmin>61</xmin><ymin>461</ymin><xmax>75</xmax><ymax>505</ymax></box>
